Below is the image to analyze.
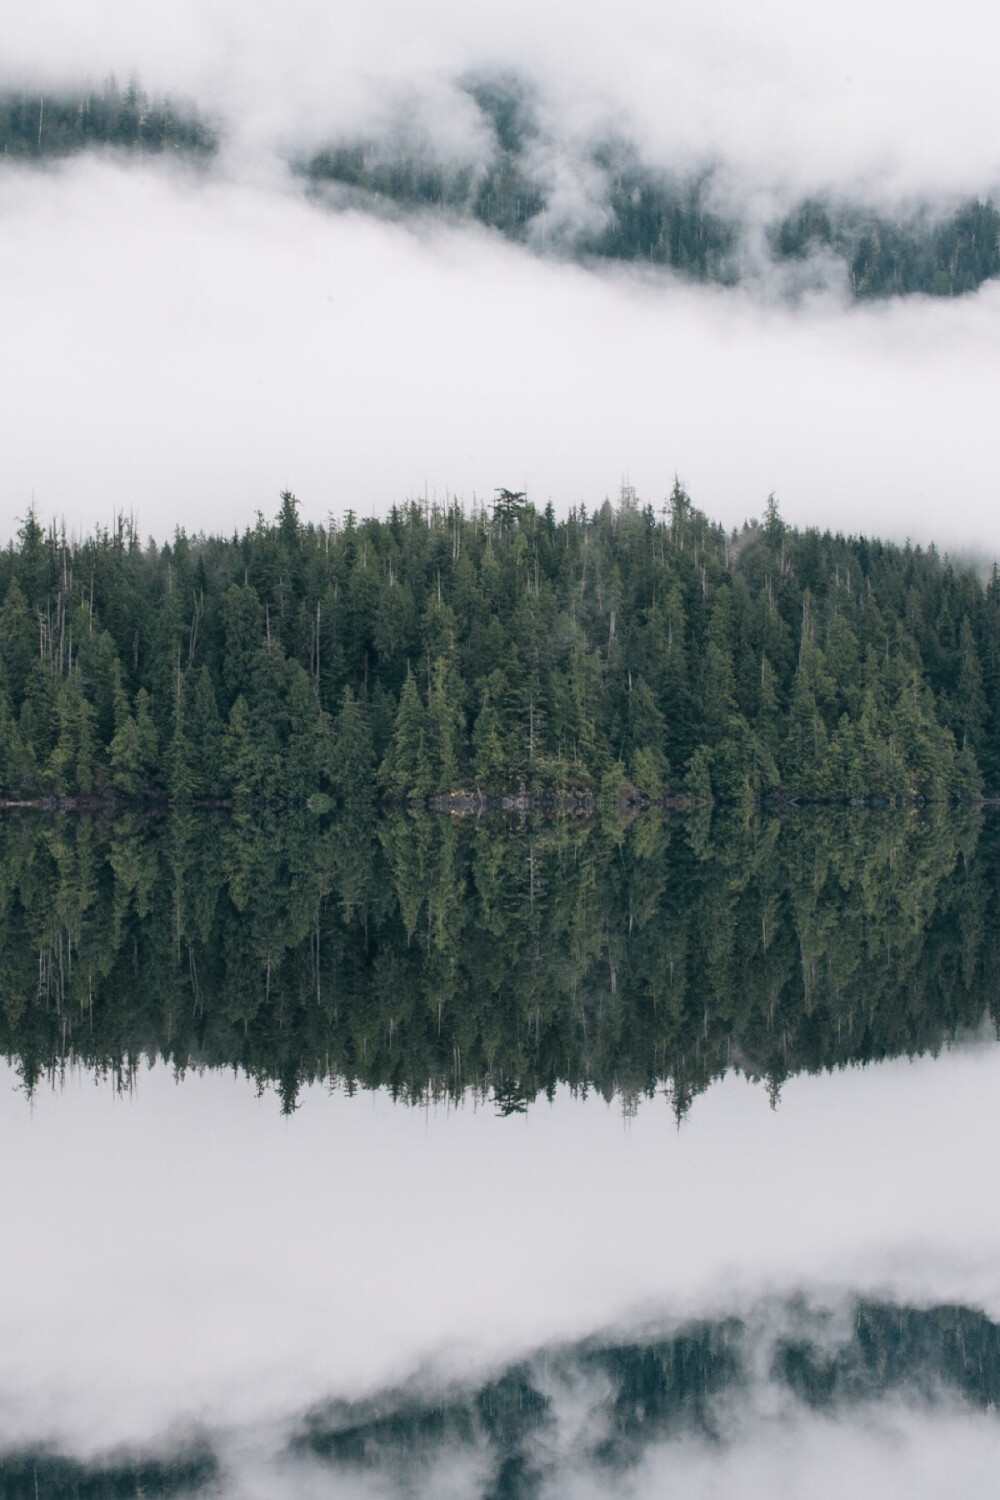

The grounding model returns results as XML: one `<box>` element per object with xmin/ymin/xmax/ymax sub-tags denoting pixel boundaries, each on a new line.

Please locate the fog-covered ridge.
<box><xmin>5</xmin><ymin>1298</ymin><xmax>1000</xmax><ymax>1498</ymax></box>
<box><xmin>3</xmin><ymin>70</ymin><xmax>999</xmax><ymax>301</ymax></box>
<box><xmin>0</xmin><ymin>80</ymin><xmax>216</xmax><ymax>162</ymax></box>
<box><xmin>6</xmin><ymin>4</ymin><xmax>1000</xmax><ymax>539</ymax></box>
<box><xmin>301</xmin><ymin>74</ymin><xmax>1000</xmax><ymax>301</ymax></box>
<box><xmin>296</xmin><ymin>1300</ymin><xmax>1000</xmax><ymax>1490</ymax></box>
<box><xmin>0</xmin><ymin>1445</ymin><xmax>215</xmax><ymax>1499</ymax></box>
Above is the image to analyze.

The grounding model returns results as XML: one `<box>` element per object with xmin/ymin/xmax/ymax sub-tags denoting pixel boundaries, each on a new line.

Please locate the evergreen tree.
<box><xmin>0</xmin><ymin>579</ymin><xmax>35</xmax><ymax>709</ymax></box>
<box><xmin>380</xmin><ymin>671</ymin><xmax>432</xmax><ymax>799</ymax></box>
<box><xmin>334</xmin><ymin>687</ymin><xmax>376</xmax><ymax>812</ymax></box>
<box><xmin>110</xmin><ymin>683</ymin><xmax>158</xmax><ymax>795</ymax></box>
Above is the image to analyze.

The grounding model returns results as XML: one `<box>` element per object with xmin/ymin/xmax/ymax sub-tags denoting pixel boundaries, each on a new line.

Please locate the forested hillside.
<box><xmin>302</xmin><ymin>76</ymin><xmax>1000</xmax><ymax>301</ymax></box>
<box><xmin>0</xmin><ymin>487</ymin><xmax>997</xmax><ymax>806</ymax></box>
<box><xmin>306</xmin><ymin>128</ymin><xmax>1000</xmax><ymax>302</ymax></box>
<box><xmin>4</xmin><ymin>72</ymin><xmax>999</xmax><ymax>303</ymax></box>
<box><xmin>0</xmin><ymin>79</ymin><xmax>217</xmax><ymax>161</ymax></box>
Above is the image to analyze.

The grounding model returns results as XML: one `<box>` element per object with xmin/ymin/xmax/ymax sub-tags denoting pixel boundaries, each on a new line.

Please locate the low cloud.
<box><xmin>6</xmin><ymin>0</ymin><xmax>1000</xmax><ymax>198</ymax></box>
<box><xmin>2</xmin><ymin>1</ymin><xmax>1000</xmax><ymax>550</ymax></box>
<box><xmin>2</xmin><ymin>154</ymin><xmax>1000</xmax><ymax>553</ymax></box>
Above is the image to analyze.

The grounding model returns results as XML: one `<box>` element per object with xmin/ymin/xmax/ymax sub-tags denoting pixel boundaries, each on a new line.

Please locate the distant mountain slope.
<box><xmin>302</xmin><ymin>78</ymin><xmax>1000</xmax><ymax>300</ymax></box>
<box><xmin>4</xmin><ymin>71</ymin><xmax>997</xmax><ymax>302</ymax></box>
<box><xmin>0</xmin><ymin>79</ymin><xmax>217</xmax><ymax>162</ymax></box>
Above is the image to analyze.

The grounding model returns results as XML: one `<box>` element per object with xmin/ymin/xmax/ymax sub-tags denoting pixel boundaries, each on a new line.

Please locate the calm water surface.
<box><xmin>2</xmin><ymin>808</ymin><xmax>1000</xmax><ymax>1497</ymax></box>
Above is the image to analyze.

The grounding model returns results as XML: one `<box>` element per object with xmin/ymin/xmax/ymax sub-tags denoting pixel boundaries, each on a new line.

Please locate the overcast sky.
<box><xmin>2</xmin><ymin>0</ymin><xmax>1000</xmax><ymax>555</ymax></box>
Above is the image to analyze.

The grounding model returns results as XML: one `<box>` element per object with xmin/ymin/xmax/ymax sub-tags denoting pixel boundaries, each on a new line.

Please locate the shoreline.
<box><xmin>2</xmin><ymin>792</ymin><xmax>998</xmax><ymax>815</ymax></box>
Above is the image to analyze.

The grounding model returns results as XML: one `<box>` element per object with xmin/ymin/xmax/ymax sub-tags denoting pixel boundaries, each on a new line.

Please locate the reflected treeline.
<box><xmin>1</xmin><ymin>806</ymin><xmax>997</xmax><ymax>1113</ymax></box>
<box><xmin>0</xmin><ymin>81</ymin><xmax>217</xmax><ymax>162</ymax></box>
<box><xmin>295</xmin><ymin>1299</ymin><xmax>1000</xmax><ymax>1495</ymax></box>
<box><xmin>0</xmin><ymin>1445</ymin><xmax>214</xmax><ymax>1500</ymax></box>
<box><xmin>7</xmin><ymin>1297</ymin><xmax>997</xmax><ymax>1498</ymax></box>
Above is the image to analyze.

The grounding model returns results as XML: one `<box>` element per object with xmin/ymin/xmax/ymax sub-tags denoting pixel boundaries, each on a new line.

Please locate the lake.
<box><xmin>1</xmin><ymin>806</ymin><xmax>999</xmax><ymax>1497</ymax></box>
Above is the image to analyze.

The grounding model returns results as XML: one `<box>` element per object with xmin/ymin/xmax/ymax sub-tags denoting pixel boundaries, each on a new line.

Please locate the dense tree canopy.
<box><xmin>0</xmin><ymin>488</ymin><xmax>997</xmax><ymax>807</ymax></box>
<box><xmin>0</xmin><ymin>79</ymin><xmax>216</xmax><ymax>160</ymax></box>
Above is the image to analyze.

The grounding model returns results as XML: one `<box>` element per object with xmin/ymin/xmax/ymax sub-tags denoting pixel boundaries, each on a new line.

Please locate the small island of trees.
<box><xmin>1</xmin><ymin>484</ymin><xmax>997</xmax><ymax>809</ymax></box>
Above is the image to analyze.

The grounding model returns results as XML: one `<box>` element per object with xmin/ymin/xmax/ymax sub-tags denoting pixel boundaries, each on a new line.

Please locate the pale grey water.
<box><xmin>4</xmin><ymin>1042</ymin><xmax>1000</xmax><ymax>1495</ymax></box>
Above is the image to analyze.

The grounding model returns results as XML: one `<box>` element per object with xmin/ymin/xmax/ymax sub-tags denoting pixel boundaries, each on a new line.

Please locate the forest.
<box><xmin>0</xmin><ymin>79</ymin><xmax>217</xmax><ymax>161</ymax></box>
<box><xmin>299</xmin><ymin>1298</ymin><xmax>1000</xmax><ymax>1478</ymax></box>
<box><xmin>0</xmin><ymin>486</ymin><xmax>997</xmax><ymax>809</ymax></box>
<box><xmin>2</xmin><ymin>1294</ymin><xmax>996</xmax><ymax>1497</ymax></box>
<box><xmin>3</xmin><ymin>73</ymin><xmax>998</xmax><ymax>302</ymax></box>
<box><xmin>1</xmin><ymin>804</ymin><xmax>993</xmax><ymax>1113</ymax></box>
<box><xmin>308</xmin><ymin>130</ymin><xmax>1000</xmax><ymax>301</ymax></box>
<box><xmin>302</xmin><ymin>76</ymin><xmax>1000</xmax><ymax>300</ymax></box>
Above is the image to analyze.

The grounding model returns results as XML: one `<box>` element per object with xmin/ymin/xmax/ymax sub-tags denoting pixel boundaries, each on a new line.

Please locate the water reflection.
<box><xmin>296</xmin><ymin>1300</ymin><xmax>1000</xmax><ymax>1493</ymax></box>
<box><xmin>3</xmin><ymin>807</ymin><xmax>1000</xmax><ymax>1497</ymax></box>
<box><xmin>0</xmin><ymin>806</ymin><xmax>995</xmax><ymax>1111</ymax></box>
<box><xmin>5</xmin><ymin>1300</ymin><xmax>1000</xmax><ymax>1498</ymax></box>
<box><xmin>4</xmin><ymin>1051</ymin><xmax>1000</xmax><ymax>1476</ymax></box>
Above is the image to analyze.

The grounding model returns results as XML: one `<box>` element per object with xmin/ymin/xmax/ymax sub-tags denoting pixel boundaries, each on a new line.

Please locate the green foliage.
<box><xmin>0</xmin><ymin>805</ymin><xmax>992</xmax><ymax>1116</ymax></box>
<box><xmin>381</xmin><ymin>672</ymin><xmax>432</xmax><ymax>799</ymax></box>
<box><xmin>0</xmin><ymin>79</ymin><xmax>216</xmax><ymax>161</ymax></box>
<box><xmin>334</xmin><ymin>687</ymin><xmax>376</xmax><ymax>812</ymax></box>
<box><xmin>772</xmin><ymin>195</ymin><xmax>1000</xmax><ymax>298</ymax></box>
<box><xmin>110</xmin><ymin>686</ymin><xmax>158</xmax><ymax>796</ymax></box>
<box><xmin>299</xmin><ymin>76</ymin><xmax>1000</xmax><ymax>302</ymax></box>
<box><xmin>1</xmin><ymin>488</ymin><xmax>998</xmax><ymax>807</ymax></box>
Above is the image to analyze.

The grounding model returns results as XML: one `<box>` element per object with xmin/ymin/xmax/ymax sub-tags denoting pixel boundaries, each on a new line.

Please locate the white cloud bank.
<box><xmin>2</xmin><ymin>158</ymin><xmax>999</xmax><ymax>555</ymax></box>
<box><xmin>2</xmin><ymin>0</ymin><xmax>999</xmax><ymax>553</ymax></box>
<box><xmin>4</xmin><ymin>1041</ymin><xmax>1000</xmax><ymax>1458</ymax></box>
<box><xmin>5</xmin><ymin>0</ymin><xmax>1000</xmax><ymax>196</ymax></box>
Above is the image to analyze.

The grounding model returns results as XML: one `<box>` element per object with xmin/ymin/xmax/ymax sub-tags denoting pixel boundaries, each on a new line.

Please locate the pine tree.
<box><xmin>110</xmin><ymin>683</ymin><xmax>158</xmax><ymax>796</ymax></box>
<box><xmin>381</xmin><ymin>670</ymin><xmax>432</xmax><ymax>799</ymax></box>
<box><xmin>222</xmin><ymin>695</ymin><xmax>258</xmax><ymax>808</ymax></box>
<box><xmin>334</xmin><ymin>686</ymin><xmax>376</xmax><ymax>812</ymax></box>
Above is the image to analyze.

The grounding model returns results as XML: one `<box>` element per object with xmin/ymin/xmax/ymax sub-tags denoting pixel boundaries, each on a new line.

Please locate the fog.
<box><xmin>223</xmin><ymin>1400</ymin><xmax>1000</xmax><ymax>1499</ymax></box>
<box><xmin>3</xmin><ymin>156</ymin><xmax>1000</xmax><ymax>554</ymax></box>
<box><xmin>6</xmin><ymin>0</ymin><xmax>1000</xmax><ymax>195</ymax></box>
<box><xmin>4</xmin><ymin>1039</ymin><xmax>1000</xmax><ymax>1463</ymax></box>
<box><xmin>2</xmin><ymin>0</ymin><xmax>1000</xmax><ymax>552</ymax></box>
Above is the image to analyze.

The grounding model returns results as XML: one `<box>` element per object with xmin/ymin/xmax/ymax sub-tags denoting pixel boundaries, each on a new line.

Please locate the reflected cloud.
<box><xmin>6</xmin><ymin>1050</ymin><xmax>1000</xmax><ymax>1460</ymax></box>
<box><xmin>6</xmin><ymin>1298</ymin><xmax>1000</xmax><ymax>1497</ymax></box>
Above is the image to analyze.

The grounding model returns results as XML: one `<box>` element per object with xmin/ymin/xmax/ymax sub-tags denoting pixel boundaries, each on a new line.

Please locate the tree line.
<box><xmin>3</xmin><ymin>1292</ymin><xmax>997</xmax><ymax>1495</ymax></box>
<box><xmin>0</xmin><ymin>486</ymin><xmax>997</xmax><ymax>808</ymax></box>
<box><xmin>300</xmin><ymin>1299</ymin><xmax>1000</xmax><ymax>1483</ymax></box>
<box><xmin>0</xmin><ymin>78</ymin><xmax>217</xmax><ymax>161</ymax></box>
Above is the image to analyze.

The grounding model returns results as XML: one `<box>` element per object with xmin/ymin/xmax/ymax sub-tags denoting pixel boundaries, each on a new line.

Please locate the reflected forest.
<box><xmin>4</xmin><ymin>1295</ymin><xmax>1000</xmax><ymax>1498</ymax></box>
<box><xmin>2</xmin><ymin>804</ymin><xmax>996</xmax><ymax>1113</ymax></box>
